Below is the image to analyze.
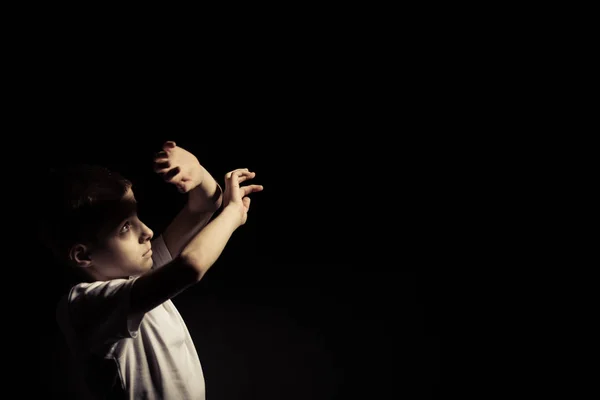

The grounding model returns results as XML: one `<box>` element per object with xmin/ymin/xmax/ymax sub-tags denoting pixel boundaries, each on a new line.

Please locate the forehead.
<box><xmin>122</xmin><ymin>187</ymin><xmax>136</xmax><ymax>203</ymax></box>
<box><xmin>96</xmin><ymin>188</ymin><xmax>138</xmax><ymax>235</ymax></box>
<box><xmin>114</xmin><ymin>188</ymin><xmax>137</xmax><ymax>218</ymax></box>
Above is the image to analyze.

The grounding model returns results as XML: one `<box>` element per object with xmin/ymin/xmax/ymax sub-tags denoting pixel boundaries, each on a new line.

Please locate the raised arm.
<box><xmin>152</xmin><ymin>141</ymin><xmax>226</xmax><ymax>258</ymax></box>
<box><xmin>130</xmin><ymin>168</ymin><xmax>263</xmax><ymax>314</ymax></box>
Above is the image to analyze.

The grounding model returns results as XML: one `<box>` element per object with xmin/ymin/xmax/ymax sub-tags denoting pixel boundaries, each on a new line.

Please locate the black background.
<box><xmin>0</xmin><ymin>9</ymin><xmax>453</xmax><ymax>397</ymax></box>
<box><xmin>6</xmin><ymin>33</ymin><xmax>445</xmax><ymax>396</ymax></box>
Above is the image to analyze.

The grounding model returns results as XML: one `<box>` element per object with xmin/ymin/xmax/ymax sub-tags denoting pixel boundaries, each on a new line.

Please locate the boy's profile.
<box><xmin>37</xmin><ymin>141</ymin><xmax>263</xmax><ymax>399</ymax></box>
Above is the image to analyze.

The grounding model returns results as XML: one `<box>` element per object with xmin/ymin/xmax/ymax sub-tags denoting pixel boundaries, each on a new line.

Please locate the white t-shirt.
<box><xmin>56</xmin><ymin>235</ymin><xmax>206</xmax><ymax>399</ymax></box>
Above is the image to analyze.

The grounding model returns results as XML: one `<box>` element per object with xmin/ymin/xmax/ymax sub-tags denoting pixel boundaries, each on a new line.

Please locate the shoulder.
<box><xmin>64</xmin><ymin>278</ymin><xmax>137</xmax><ymax>321</ymax></box>
<box><xmin>58</xmin><ymin>277</ymin><xmax>147</xmax><ymax>347</ymax></box>
<box><xmin>68</xmin><ymin>278</ymin><xmax>132</xmax><ymax>303</ymax></box>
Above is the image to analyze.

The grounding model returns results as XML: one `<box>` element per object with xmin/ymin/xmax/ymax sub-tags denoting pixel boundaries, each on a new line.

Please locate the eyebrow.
<box><xmin>117</xmin><ymin>207</ymin><xmax>138</xmax><ymax>225</ymax></box>
<box><xmin>96</xmin><ymin>198</ymin><xmax>139</xmax><ymax>236</ymax></box>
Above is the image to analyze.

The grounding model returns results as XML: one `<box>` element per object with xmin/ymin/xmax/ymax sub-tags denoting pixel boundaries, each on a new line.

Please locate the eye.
<box><xmin>120</xmin><ymin>221</ymin><xmax>131</xmax><ymax>234</ymax></box>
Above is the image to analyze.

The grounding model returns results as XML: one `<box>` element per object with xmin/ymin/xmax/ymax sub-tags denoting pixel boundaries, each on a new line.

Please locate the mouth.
<box><xmin>143</xmin><ymin>248</ymin><xmax>152</xmax><ymax>257</ymax></box>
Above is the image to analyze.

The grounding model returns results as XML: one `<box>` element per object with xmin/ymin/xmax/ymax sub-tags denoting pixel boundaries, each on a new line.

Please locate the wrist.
<box><xmin>219</xmin><ymin>205</ymin><xmax>243</xmax><ymax>228</ymax></box>
<box><xmin>188</xmin><ymin>178</ymin><xmax>222</xmax><ymax>213</ymax></box>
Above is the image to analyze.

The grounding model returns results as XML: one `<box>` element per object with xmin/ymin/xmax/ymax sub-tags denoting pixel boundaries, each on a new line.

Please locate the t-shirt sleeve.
<box><xmin>64</xmin><ymin>235</ymin><xmax>172</xmax><ymax>355</ymax></box>
<box><xmin>67</xmin><ymin>277</ymin><xmax>144</xmax><ymax>355</ymax></box>
<box><xmin>151</xmin><ymin>234</ymin><xmax>173</xmax><ymax>269</ymax></box>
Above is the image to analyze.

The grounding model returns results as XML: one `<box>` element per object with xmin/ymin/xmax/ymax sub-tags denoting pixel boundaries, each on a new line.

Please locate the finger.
<box><xmin>237</xmin><ymin>171</ymin><xmax>256</xmax><ymax>184</ymax></box>
<box><xmin>242</xmin><ymin>196</ymin><xmax>251</xmax><ymax>210</ymax></box>
<box><xmin>240</xmin><ymin>184</ymin><xmax>264</xmax><ymax>196</ymax></box>
<box><xmin>154</xmin><ymin>156</ymin><xmax>169</xmax><ymax>163</ymax></box>
<box><xmin>225</xmin><ymin>168</ymin><xmax>250</xmax><ymax>180</ymax></box>
<box><xmin>226</xmin><ymin>170</ymin><xmax>243</xmax><ymax>190</ymax></box>
<box><xmin>163</xmin><ymin>141</ymin><xmax>177</xmax><ymax>151</ymax></box>
<box><xmin>162</xmin><ymin>166</ymin><xmax>181</xmax><ymax>182</ymax></box>
<box><xmin>154</xmin><ymin>150</ymin><xmax>168</xmax><ymax>160</ymax></box>
<box><xmin>153</xmin><ymin>161</ymin><xmax>171</xmax><ymax>172</ymax></box>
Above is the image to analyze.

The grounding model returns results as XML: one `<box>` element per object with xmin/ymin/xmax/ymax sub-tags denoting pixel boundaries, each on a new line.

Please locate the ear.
<box><xmin>69</xmin><ymin>244</ymin><xmax>93</xmax><ymax>269</ymax></box>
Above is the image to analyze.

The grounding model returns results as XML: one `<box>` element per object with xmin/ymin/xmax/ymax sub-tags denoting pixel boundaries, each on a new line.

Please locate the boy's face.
<box><xmin>83</xmin><ymin>188</ymin><xmax>154</xmax><ymax>280</ymax></box>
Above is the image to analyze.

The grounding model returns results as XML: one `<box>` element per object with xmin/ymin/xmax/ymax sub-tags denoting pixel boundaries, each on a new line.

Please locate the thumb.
<box><xmin>226</xmin><ymin>171</ymin><xmax>241</xmax><ymax>191</ymax></box>
<box><xmin>242</xmin><ymin>197</ymin><xmax>251</xmax><ymax>210</ymax></box>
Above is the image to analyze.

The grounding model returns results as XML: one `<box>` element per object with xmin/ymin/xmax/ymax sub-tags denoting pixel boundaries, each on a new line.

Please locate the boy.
<box><xmin>38</xmin><ymin>141</ymin><xmax>263</xmax><ymax>399</ymax></box>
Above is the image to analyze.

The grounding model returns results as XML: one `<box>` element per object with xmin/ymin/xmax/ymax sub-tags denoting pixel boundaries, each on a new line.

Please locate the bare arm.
<box><xmin>153</xmin><ymin>141</ymin><xmax>225</xmax><ymax>258</ymax></box>
<box><xmin>162</xmin><ymin>164</ymin><xmax>223</xmax><ymax>258</ymax></box>
<box><xmin>130</xmin><ymin>169</ymin><xmax>262</xmax><ymax>315</ymax></box>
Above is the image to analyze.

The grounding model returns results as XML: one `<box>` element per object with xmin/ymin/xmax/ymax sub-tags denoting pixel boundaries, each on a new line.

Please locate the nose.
<box><xmin>140</xmin><ymin>223</ymin><xmax>154</xmax><ymax>243</ymax></box>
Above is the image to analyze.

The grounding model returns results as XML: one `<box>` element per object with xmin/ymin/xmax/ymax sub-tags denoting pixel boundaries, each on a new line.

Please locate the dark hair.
<box><xmin>36</xmin><ymin>164</ymin><xmax>132</xmax><ymax>264</ymax></box>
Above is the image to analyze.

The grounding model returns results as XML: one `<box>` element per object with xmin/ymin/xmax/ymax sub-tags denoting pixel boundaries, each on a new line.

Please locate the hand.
<box><xmin>223</xmin><ymin>168</ymin><xmax>263</xmax><ymax>226</ymax></box>
<box><xmin>153</xmin><ymin>141</ymin><xmax>204</xmax><ymax>193</ymax></box>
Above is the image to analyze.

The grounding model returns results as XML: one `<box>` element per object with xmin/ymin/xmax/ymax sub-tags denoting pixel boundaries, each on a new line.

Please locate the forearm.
<box><xmin>179</xmin><ymin>206</ymin><xmax>240</xmax><ymax>278</ymax></box>
<box><xmin>188</xmin><ymin>165</ymin><xmax>223</xmax><ymax>213</ymax></box>
<box><xmin>162</xmin><ymin>206</ymin><xmax>214</xmax><ymax>258</ymax></box>
<box><xmin>162</xmin><ymin>167</ymin><xmax>223</xmax><ymax>258</ymax></box>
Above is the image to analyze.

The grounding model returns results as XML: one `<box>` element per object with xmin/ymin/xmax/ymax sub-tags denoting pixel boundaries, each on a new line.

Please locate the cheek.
<box><xmin>119</xmin><ymin>240</ymin><xmax>141</xmax><ymax>260</ymax></box>
<box><xmin>97</xmin><ymin>239</ymin><xmax>137</xmax><ymax>264</ymax></box>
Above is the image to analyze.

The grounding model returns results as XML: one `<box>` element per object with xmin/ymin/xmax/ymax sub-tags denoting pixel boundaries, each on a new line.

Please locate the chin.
<box><xmin>143</xmin><ymin>258</ymin><xmax>154</xmax><ymax>270</ymax></box>
<box><xmin>131</xmin><ymin>261</ymin><xmax>153</xmax><ymax>275</ymax></box>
